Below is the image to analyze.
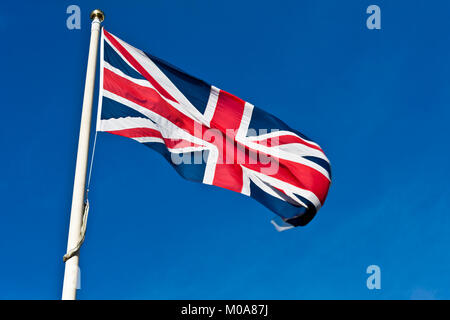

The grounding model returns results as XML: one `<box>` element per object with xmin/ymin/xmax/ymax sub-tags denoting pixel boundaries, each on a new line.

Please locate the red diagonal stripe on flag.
<box><xmin>103</xmin><ymin>29</ymin><xmax>178</xmax><ymax>104</ymax></box>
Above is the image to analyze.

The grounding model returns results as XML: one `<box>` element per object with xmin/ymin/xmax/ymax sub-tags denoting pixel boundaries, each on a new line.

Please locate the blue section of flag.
<box><xmin>248</xmin><ymin>106</ymin><xmax>311</xmax><ymax>141</ymax></box>
<box><xmin>100</xmin><ymin>96</ymin><xmax>148</xmax><ymax>120</ymax></box>
<box><xmin>248</xmin><ymin>181</ymin><xmax>317</xmax><ymax>226</ymax></box>
<box><xmin>144</xmin><ymin>52</ymin><xmax>212</xmax><ymax>114</ymax></box>
<box><xmin>104</xmin><ymin>41</ymin><xmax>146</xmax><ymax>80</ymax></box>
<box><xmin>144</xmin><ymin>142</ymin><xmax>209</xmax><ymax>183</ymax></box>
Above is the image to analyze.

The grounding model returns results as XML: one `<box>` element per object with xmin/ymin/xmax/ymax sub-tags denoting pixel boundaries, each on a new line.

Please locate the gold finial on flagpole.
<box><xmin>90</xmin><ymin>9</ymin><xmax>105</xmax><ymax>22</ymax></box>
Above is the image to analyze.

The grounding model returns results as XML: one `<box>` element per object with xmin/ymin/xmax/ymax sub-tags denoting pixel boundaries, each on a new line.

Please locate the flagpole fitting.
<box><xmin>90</xmin><ymin>9</ymin><xmax>105</xmax><ymax>22</ymax></box>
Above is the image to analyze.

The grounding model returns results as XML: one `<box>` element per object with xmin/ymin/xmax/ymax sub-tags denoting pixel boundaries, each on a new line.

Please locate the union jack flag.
<box><xmin>96</xmin><ymin>29</ymin><xmax>331</xmax><ymax>229</ymax></box>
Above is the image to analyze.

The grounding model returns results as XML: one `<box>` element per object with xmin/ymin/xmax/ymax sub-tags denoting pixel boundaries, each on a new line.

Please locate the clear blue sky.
<box><xmin>1</xmin><ymin>0</ymin><xmax>449</xmax><ymax>299</ymax></box>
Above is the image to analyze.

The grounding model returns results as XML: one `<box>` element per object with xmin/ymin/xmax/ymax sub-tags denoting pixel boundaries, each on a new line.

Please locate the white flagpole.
<box><xmin>62</xmin><ymin>9</ymin><xmax>104</xmax><ymax>300</ymax></box>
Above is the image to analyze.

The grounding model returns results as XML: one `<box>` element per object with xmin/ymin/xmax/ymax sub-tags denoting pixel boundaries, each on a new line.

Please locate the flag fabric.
<box><xmin>96</xmin><ymin>28</ymin><xmax>331</xmax><ymax>229</ymax></box>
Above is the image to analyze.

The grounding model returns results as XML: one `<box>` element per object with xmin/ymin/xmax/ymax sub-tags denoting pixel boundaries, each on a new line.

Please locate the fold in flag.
<box><xmin>96</xmin><ymin>29</ymin><xmax>331</xmax><ymax>229</ymax></box>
